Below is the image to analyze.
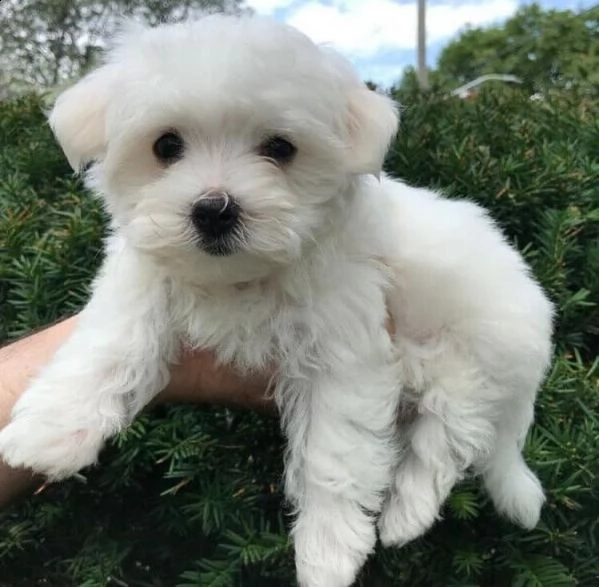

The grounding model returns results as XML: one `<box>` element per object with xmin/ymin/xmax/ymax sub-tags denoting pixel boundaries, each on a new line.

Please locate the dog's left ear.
<box><xmin>345</xmin><ymin>87</ymin><xmax>399</xmax><ymax>176</ymax></box>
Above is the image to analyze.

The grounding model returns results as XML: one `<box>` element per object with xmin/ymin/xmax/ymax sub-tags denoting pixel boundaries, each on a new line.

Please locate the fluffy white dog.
<box><xmin>0</xmin><ymin>14</ymin><xmax>553</xmax><ymax>587</ymax></box>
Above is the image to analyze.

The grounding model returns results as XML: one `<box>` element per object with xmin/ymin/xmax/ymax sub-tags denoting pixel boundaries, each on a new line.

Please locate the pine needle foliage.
<box><xmin>0</xmin><ymin>89</ymin><xmax>597</xmax><ymax>586</ymax></box>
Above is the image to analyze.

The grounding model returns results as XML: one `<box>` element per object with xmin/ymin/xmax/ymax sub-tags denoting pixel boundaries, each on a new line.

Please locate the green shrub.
<box><xmin>0</xmin><ymin>91</ymin><xmax>597</xmax><ymax>586</ymax></box>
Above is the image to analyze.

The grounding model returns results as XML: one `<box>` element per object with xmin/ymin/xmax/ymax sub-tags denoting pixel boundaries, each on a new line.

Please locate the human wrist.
<box><xmin>0</xmin><ymin>317</ymin><xmax>78</xmax><ymax>427</ymax></box>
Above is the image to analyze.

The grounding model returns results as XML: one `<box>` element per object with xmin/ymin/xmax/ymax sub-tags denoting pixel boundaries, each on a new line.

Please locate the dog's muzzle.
<box><xmin>190</xmin><ymin>191</ymin><xmax>241</xmax><ymax>256</ymax></box>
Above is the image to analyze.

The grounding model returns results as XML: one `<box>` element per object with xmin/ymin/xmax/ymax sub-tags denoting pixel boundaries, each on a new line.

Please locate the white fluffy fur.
<box><xmin>0</xmin><ymin>14</ymin><xmax>553</xmax><ymax>587</ymax></box>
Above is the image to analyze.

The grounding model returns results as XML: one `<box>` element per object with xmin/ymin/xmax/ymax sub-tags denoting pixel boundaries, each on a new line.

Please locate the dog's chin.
<box><xmin>198</xmin><ymin>239</ymin><xmax>239</xmax><ymax>257</ymax></box>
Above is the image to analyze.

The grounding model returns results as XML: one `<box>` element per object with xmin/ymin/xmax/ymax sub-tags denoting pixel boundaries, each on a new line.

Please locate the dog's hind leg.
<box><xmin>379</xmin><ymin>362</ymin><xmax>499</xmax><ymax>547</ymax></box>
<box><xmin>480</xmin><ymin>397</ymin><xmax>544</xmax><ymax>529</ymax></box>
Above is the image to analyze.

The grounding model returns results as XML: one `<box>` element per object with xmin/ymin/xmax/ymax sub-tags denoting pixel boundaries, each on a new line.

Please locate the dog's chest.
<box><xmin>177</xmin><ymin>283</ymin><xmax>297</xmax><ymax>372</ymax></box>
<box><xmin>172</xmin><ymin>254</ymin><xmax>391</xmax><ymax>376</ymax></box>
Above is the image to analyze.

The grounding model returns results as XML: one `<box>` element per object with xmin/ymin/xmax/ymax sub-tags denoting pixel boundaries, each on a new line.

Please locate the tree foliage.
<box><xmin>435</xmin><ymin>4</ymin><xmax>599</xmax><ymax>95</ymax></box>
<box><xmin>0</xmin><ymin>0</ymin><xmax>247</xmax><ymax>97</ymax></box>
<box><xmin>0</xmin><ymin>89</ymin><xmax>598</xmax><ymax>585</ymax></box>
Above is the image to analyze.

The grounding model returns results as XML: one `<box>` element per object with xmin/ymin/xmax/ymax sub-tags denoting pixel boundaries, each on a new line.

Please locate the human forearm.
<box><xmin>0</xmin><ymin>315</ymin><xmax>274</xmax><ymax>413</ymax></box>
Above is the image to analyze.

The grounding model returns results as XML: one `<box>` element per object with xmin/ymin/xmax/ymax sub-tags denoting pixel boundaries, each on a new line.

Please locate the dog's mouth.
<box><xmin>196</xmin><ymin>226</ymin><xmax>247</xmax><ymax>257</ymax></box>
<box><xmin>199</xmin><ymin>239</ymin><xmax>239</xmax><ymax>257</ymax></box>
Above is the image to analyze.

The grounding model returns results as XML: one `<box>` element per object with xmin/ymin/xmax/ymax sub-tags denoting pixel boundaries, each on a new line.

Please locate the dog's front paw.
<box><xmin>293</xmin><ymin>506</ymin><xmax>375</xmax><ymax>587</ymax></box>
<box><xmin>0</xmin><ymin>415</ymin><xmax>108</xmax><ymax>480</ymax></box>
<box><xmin>0</xmin><ymin>388</ymin><xmax>118</xmax><ymax>480</ymax></box>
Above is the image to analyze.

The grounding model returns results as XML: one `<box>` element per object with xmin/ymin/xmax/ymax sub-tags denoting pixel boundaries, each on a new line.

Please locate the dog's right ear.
<box><xmin>48</xmin><ymin>65</ymin><xmax>119</xmax><ymax>172</ymax></box>
<box><xmin>345</xmin><ymin>86</ymin><xmax>399</xmax><ymax>177</ymax></box>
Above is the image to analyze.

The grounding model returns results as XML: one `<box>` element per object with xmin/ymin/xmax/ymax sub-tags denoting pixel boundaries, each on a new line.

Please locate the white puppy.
<box><xmin>0</xmin><ymin>14</ymin><xmax>553</xmax><ymax>587</ymax></box>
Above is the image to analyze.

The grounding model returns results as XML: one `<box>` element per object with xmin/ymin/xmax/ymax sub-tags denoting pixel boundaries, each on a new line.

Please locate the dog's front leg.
<box><xmin>280</xmin><ymin>340</ymin><xmax>399</xmax><ymax>587</ymax></box>
<box><xmin>0</xmin><ymin>246</ymin><xmax>177</xmax><ymax>480</ymax></box>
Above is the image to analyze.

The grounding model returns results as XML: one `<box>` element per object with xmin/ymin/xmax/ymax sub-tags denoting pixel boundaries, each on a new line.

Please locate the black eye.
<box><xmin>258</xmin><ymin>136</ymin><xmax>297</xmax><ymax>163</ymax></box>
<box><xmin>153</xmin><ymin>131</ymin><xmax>184</xmax><ymax>164</ymax></box>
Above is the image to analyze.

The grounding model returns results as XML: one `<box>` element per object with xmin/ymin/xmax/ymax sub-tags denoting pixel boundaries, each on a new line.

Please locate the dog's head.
<box><xmin>50</xmin><ymin>15</ymin><xmax>398</xmax><ymax>283</ymax></box>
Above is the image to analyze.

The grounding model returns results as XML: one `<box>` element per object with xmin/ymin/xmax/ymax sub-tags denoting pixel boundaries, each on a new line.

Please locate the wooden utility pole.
<box><xmin>417</xmin><ymin>0</ymin><xmax>428</xmax><ymax>90</ymax></box>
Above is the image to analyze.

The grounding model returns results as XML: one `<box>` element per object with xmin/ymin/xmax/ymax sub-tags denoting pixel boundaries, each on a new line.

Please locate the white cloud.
<box><xmin>287</xmin><ymin>0</ymin><xmax>517</xmax><ymax>58</ymax></box>
<box><xmin>246</xmin><ymin>0</ymin><xmax>520</xmax><ymax>85</ymax></box>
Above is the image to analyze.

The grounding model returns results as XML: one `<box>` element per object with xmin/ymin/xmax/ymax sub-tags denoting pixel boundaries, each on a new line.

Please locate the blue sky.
<box><xmin>245</xmin><ymin>0</ymin><xmax>596</xmax><ymax>87</ymax></box>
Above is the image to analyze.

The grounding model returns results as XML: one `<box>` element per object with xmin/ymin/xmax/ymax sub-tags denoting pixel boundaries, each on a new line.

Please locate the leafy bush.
<box><xmin>0</xmin><ymin>90</ymin><xmax>597</xmax><ymax>586</ymax></box>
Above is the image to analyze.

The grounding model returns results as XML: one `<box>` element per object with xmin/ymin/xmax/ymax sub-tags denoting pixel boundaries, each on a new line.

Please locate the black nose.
<box><xmin>191</xmin><ymin>193</ymin><xmax>239</xmax><ymax>238</ymax></box>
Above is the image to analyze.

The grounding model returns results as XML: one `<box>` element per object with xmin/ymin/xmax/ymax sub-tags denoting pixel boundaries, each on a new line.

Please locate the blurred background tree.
<box><xmin>395</xmin><ymin>4</ymin><xmax>599</xmax><ymax>98</ymax></box>
<box><xmin>0</xmin><ymin>0</ymin><xmax>248</xmax><ymax>98</ymax></box>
